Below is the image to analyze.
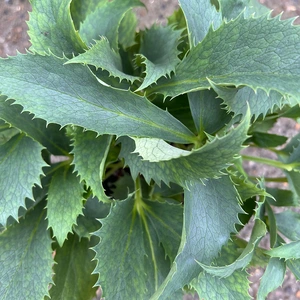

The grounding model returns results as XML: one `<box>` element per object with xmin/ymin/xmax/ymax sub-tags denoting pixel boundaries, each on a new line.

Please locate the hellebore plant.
<box><xmin>0</xmin><ymin>0</ymin><xmax>300</xmax><ymax>299</ymax></box>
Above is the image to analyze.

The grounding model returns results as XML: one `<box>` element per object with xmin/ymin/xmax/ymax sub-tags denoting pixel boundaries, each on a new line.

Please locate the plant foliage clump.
<box><xmin>0</xmin><ymin>0</ymin><xmax>300</xmax><ymax>299</ymax></box>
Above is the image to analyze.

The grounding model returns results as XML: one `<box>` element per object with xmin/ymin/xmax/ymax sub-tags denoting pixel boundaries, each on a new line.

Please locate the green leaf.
<box><xmin>93</xmin><ymin>196</ymin><xmax>182</xmax><ymax>299</ymax></box>
<box><xmin>28</xmin><ymin>0</ymin><xmax>86</xmax><ymax>56</ymax></box>
<box><xmin>178</xmin><ymin>0</ymin><xmax>221</xmax><ymax>44</ymax></box>
<box><xmin>219</xmin><ymin>0</ymin><xmax>269</xmax><ymax>21</ymax></box>
<box><xmin>119</xmin><ymin>10</ymin><xmax>138</xmax><ymax>49</ymax></box>
<box><xmin>210</xmin><ymin>83</ymin><xmax>287</xmax><ymax>119</ymax></box>
<box><xmin>73</xmin><ymin>196</ymin><xmax>110</xmax><ymax>240</ymax></box>
<box><xmin>229</xmin><ymin>172</ymin><xmax>269</xmax><ymax>202</ymax></box>
<box><xmin>267</xmin><ymin>188</ymin><xmax>300</xmax><ymax>207</ymax></box>
<box><xmin>151</xmin><ymin>177</ymin><xmax>243</xmax><ymax>299</ymax></box>
<box><xmin>191</xmin><ymin>270</ymin><xmax>250</xmax><ymax>300</ymax></box>
<box><xmin>188</xmin><ymin>90</ymin><xmax>232</xmax><ymax>135</ymax></box>
<box><xmin>79</xmin><ymin>0</ymin><xmax>142</xmax><ymax>49</ymax></box>
<box><xmin>66</xmin><ymin>38</ymin><xmax>139</xmax><ymax>83</ymax></box>
<box><xmin>265</xmin><ymin>241</ymin><xmax>300</xmax><ymax>259</ymax></box>
<box><xmin>0</xmin><ymin>53</ymin><xmax>194</xmax><ymax>144</ymax></box>
<box><xmin>0</xmin><ymin>201</ymin><xmax>53</xmax><ymax>299</ymax></box>
<box><xmin>275</xmin><ymin>210</ymin><xmax>300</xmax><ymax>240</ymax></box>
<box><xmin>120</xmin><ymin>110</ymin><xmax>249</xmax><ymax>186</ymax></box>
<box><xmin>136</xmin><ymin>25</ymin><xmax>181</xmax><ymax>91</ymax></box>
<box><xmin>286</xmin><ymin>142</ymin><xmax>300</xmax><ymax>171</ymax></box>
<box><xmin>0</xmin><ymin>134</ymin><xmax>46</xmax><ymax>226</ymax></box>
<box><xmin>153</xmin><ymin>95</ymin><xmax>196</xmax><ymax>132</ymax></box>
<box><xmin>265</xmin><ymin>201</ymin><xmax>277</xmax><ymax>248</ymax></box>
<box><xmin>71</xmin><ymin>128</ymin><xmax>112</xmax><ymax>202</ymax></box>
<box><xmin>70</xmin><ymin>0</ymin><xmax>100</xmax><ymax>30</ymax></box>
<box><xmin>196</xmin><ymin>219</ymin><xmax>266</xmax><ymax>277</ymax></box>
<box><xmin>0</xmin><ymin>126</ymin><xmax>19</xmax><ymax>145</ymax></box>
<box><xmin>249</xmin><ymin>132</ymin><xmax>288</xmax><ymax>148</ymax></box>
<box><xmin>0</xmin><ymin>97</ymin><xmax>71</xmax><ymax>155</ymax></box>
<box><xmin>287</xmin><ymin>259</ymin><xmax>300</xmax><ymax>280</ymax></box>
<box><xmin>149</xmin><ymin>15</ymin><xmax>300</xmax><ymax>99</ymax></box>
<box><xmin>257</xmin><ymin>257</ymin><xmax>286</xmax><ymax>300</ymax></box>
<box><xmin>48</xmin><ymin>234</ymin><xmax>98</xmax><ymax>300</ymax></box>
<box><xmin>47</xmin><ymin>167</ymin><xmax>84</xmax><ymax>246</ymax></box>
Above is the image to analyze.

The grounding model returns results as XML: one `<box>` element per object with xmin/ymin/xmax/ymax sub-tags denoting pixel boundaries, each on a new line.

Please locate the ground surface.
<box><xmin>1</xmin><ymin>0</ymin><xmax>300</xmax><ymax>299</ymax></box>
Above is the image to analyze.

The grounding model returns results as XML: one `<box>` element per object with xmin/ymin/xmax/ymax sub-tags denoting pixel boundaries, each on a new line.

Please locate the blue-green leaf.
<box><xmin>0</xmin><ymin>97</ymin><xmax>71</xmax><ymax>155</ymax></box>
<box><xmin>151</xmin><ymin>177</ymin><xmax>243</xmax><ymax>299</ymax></box>
<box><xmin>47</xmin><ymin>167</ymin><xmax>84</xmax><ymax>246</ymax></box>
<box><xmin>149</xmin><ymin>15</ymin><xmax>300</xmax><ymax>100</ymax></box>
<box><xmin>197</xmin><ymin>219</ymin><xmax>267</xmax><ymax>277</ymax></box>
<box><xmin>79</xmin><ymin>0</ymin><xmax>142</xmax><ymax>49</ymax></box>
<box><xmin>66</xmin><ymin>38</ymin><xmax>139</xmax><ymax>83</ymax></box>
<box><xmin>257</xmin><ymin>257</ymin><xmax>286</xmax><ymax>300</ymax></box>
<box><xmin>0</xmin><ymin>134</ymin><xmax>46</xmax><ymax>226</ymax></box>
<box><xmin>71</xmin><ymin>128</ymin><xmax>112</xmax><ymax>203</ymax></box>
<box><xmin>192</xmin><ymin>270</ymin><xmax>250</xmax><ymax>300</ymax></box>
<box><xmin>275</xmin><ymin>210</ymin><xmax>300</xmax><ymax>240</ymax></box>
<box><xmin>120</xmin><ymin>110</ymin><xmax>249</xmax><ymax>186</ymax></box>
<box><xmin>0</xmin><ymin>53</ymin><xmax>194</xmax><ymax>144</ymax></box>
<box><xmin>49</xmin><ymin>234</ymin><xmax>98</xmax><ymax>300</ymax></box>
<box><xmin>93</xmin><ymin>196</ymin><xmax>182</xmax><ymax>299</ymax></box>
<box><xmin>136</xmin><ymin>25</ymin><xmax>181</xmax><ymax>91</ymax></box>
<box><xmin>0</xmin><ymin>201</ymin><xmax>53</xmax><ymax>299</ymax></box>
<box><xmin>265</xmin><ymin>241</ymin><xmax>300</xmax><ymax>260</ymax></box>
<box><xmin>210</xmin><ymin>82</ymin><xmax>288</xmax><ymax>119</ymax></box>
<box><xmin>28</xmin><ymin>0</ymin><xmax>86</xmax><ymax>56</ymax></box>
<box><xmin>179</xmin><ymin>0</ymin><xmax>221</xmax><ymax>45</ymax></box>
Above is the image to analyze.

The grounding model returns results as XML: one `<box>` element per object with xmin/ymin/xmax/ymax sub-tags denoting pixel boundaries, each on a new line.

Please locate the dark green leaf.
<box><xmin>136</xmin><ymin>25</ymin><xmax>181</xmax><ymax>91</ymax></box>
<box><xmin>66</xmin><ymin>38</ymin><xmax>139</xmax><ymax>83</ymax></box>
<box><xmin>93</xmin><ymin>196</ymin><xmax>182</xmax><ymax>299</ymax></box>
<box><xmin>49</xmin><ymin>234</ymin><xmax>98</xmax><ymax>300</ymax></box>
<box><xmin>153</xmin><ymin>95</ymin><xmax>196</xmax><ymax>132</ymax></box>
<box><xmin>0</xmin><ymin>201</ymin><xmax>53</xmax><ymax>299</ymax></box>
<box><xmin>178</xmin><ymin>0</ymin><xmax>221</xmax><ymax>44</ymax></box>
<box><xmin>151</xmin><ymin>177</ymin><xmax>243</xmax><ymax>299</ymax></box>
<box><xmin>0</xmin><ymin>53</ymin><xmax>194</xmax><ymax>144</ymax></box>
<box><xmin>47</xmin><ymin>167</ymin><xmax>84</xmax><ymax>246</ymax></box>
<box><xmin>79</xmin><ymin>0</ymin><xmax>142</xmax><ymax>49</ymax></box>
<box><xmin>257</xmin><ymin>257</ymin><xmax>286</xmax><ymax>300</ymax></box>
<box><xmin>73</xmin><ymin>196</ymin><xmax>110</xmax><ymax>240</ymax></box>
<box><xmin>192</xmin><ymin>270</ymin><xmax>250</xmax><ymax>300</ymax></box>
<box><xmin>28</xmin><ymin>0</ymin><xmax>86</xmax><ymax>56</ymax></box>
<box><xmin>275</xmin><ymin>210</ymin><xmax>300</xmax><ymax>240</ymax></box>
<box><xmin>0</xmin><ymin>134</ymin><xmax>46</xmax><ymax>226</ymax></box>
<box><xmin>149</xmin><ymin>15</ymin><xmax>300</xmax><ymax>99</ymax></box>
<box><xmin>120</xmin><ymin>110</ymin><xmax>249</xmax><ymax>186</ymax></box>
<box><xmin>188</xmin><ymin>90</ymin><xmax>232</xmax><ymax>135</ymax></box>
<box><xmin>71</xmin><ymin>128</ymin><xmax>112</xmax><ymax>202</ymax></box>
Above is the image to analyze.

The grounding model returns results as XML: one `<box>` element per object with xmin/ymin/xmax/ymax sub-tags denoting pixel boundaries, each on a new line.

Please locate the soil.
<box><xmin>1</xmin><ymin>0</ymin><xmax>300</xmax><ymax>299</ymax></box>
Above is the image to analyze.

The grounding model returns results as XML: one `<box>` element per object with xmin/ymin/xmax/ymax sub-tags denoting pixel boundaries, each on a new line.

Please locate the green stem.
<box><xmin>242</xmin><ymin>155</ymin><xmax>296</xmax><ymax>171</ymax></box>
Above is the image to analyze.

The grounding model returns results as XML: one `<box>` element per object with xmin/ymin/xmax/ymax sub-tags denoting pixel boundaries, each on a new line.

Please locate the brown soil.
<box><xmin>1</xmin><ymin>0</ymin><xmax>300</xmax><ymax>299</ymax></box>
